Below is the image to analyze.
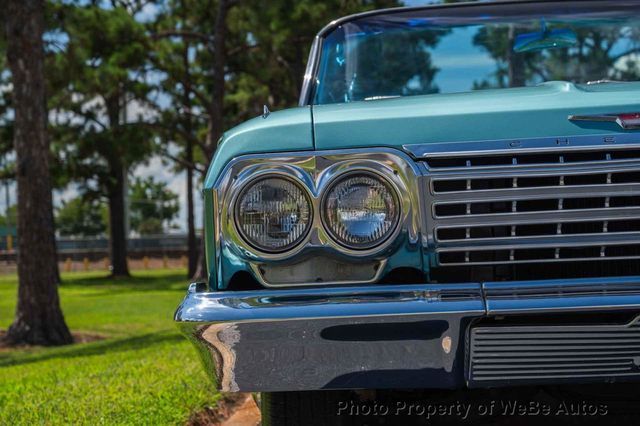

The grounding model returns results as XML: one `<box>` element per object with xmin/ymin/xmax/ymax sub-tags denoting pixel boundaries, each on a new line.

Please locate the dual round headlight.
<box><xmin>235</xmin><ymin>177</ymin><xmax>312</xmax><ymax>252</ymax></box>
<box><xmin>235</xmin><ymin>172</ymin><xmax>399</xmax><ymax>253</ymax></box>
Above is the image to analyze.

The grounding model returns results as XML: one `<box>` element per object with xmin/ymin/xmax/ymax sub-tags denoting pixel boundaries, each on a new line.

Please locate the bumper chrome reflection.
<box><xmin>176</xmin><ymin>277</ymin><xmax>640</xmax><ymax>392</ymax></box>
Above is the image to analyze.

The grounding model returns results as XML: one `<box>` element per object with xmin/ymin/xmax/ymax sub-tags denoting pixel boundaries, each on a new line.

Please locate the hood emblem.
<box><xmin>569</xmin><ymin>113</ymin><xmax>640</xmax><ymax>130</ymax></box>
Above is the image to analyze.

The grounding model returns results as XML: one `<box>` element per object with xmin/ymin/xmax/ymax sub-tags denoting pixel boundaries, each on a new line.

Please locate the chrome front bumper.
<box><xmin>175</xmin><ymin>277</ymin><xmax>640</xmax><ymax>392</ymax></box>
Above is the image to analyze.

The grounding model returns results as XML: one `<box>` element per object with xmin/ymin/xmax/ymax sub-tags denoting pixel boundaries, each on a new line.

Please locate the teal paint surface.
<box><xmin>203</xmin><ymin>189</ymin><xmax>216</xmax><ymax>290</ymax></box>
<box><xmin>203</xmin><ymin>106</ymin><xmax>313</xmax><ymax>286</ymax></box>
<box><xmin>312</xmin><ymin>82</ymin><xmax>640</xmax><ymax>150</ymax></box>
<box><xmin>203</xmin><ymin>81</ymin><xmax>640</xmax><ymax>287</ymax></box>
<box><xmin>204</xmin><ymin>106</ymin><xmax>314</xmax><ymax>189</ymax></box>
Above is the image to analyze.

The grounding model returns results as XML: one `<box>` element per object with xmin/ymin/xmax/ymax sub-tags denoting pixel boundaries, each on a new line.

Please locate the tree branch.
<box><xmin>150</xmin><ymin>30</ymin><xmax>214</xmax><ymax>44</ymax></box>
<box><xmin>611</xmin><ymin>47</ymin><xmax>640</xmax><ymax>63</ymax></box>
<box><xmin>159</xmin><ymin>149</ymin><xmax>206</xmax><ymax>174</ymax></box>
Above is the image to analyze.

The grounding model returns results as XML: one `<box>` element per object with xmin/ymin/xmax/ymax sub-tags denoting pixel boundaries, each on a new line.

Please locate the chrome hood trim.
<box><xmin>403</xmin><ymin>133</ymin><xmax>640</xmax><ymax>160</ymax></box>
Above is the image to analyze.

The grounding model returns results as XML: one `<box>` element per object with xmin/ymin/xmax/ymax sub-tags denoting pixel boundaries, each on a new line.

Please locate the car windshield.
<box><xmin>313</xmin><ymin>2</ymin><xmax>640</xmax><ymax>104</ymax></box>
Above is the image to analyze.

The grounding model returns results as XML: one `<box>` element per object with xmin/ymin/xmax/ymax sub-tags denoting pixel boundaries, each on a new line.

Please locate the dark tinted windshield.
<box><xmin>313</xmin><ymin>2</ymin><xmax>640</xmax><ymax>104</ymax></box>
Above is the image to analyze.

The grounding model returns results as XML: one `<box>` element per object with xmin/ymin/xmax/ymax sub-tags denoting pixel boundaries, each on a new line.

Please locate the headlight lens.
<box><xmin>322</xmin><ymin>173</ymin><xmax>399</xmax><ymax>249</ymax></box>
<box><xmin>236</xmin><ymin>177</ymin><xmax>312</xmax><ymax>252</ymax></box>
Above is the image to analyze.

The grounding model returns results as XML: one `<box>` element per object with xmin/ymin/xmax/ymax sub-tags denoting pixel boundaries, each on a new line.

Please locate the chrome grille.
<box><xmin>423</xmin><ymin>147</ymin><xmax>640</xmax><ymax>267</ymax></box>
<box><xmin>469</xmin><ymin>316</ymin><xmax>640</xmax><ymax>386</ymax></box>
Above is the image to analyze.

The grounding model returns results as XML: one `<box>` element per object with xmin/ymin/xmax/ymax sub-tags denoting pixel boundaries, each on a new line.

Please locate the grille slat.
<box><xmin>433</xmin><ymin>183</ymin><xmax>640</xmax><ymax>203</ymax></box>
<box><xmin>425</xmin><ymin>148</ymin><xmax>640</xmax><ymax>267</ymax></box>
<box><xmin>427</xmin><ymin>152</ymin><xmax>640</xmax><ymax>172</ymax></box>
<box><xmin>437</xmin><ymin>232</ymin><xmax>640</xmax><ymax>248</ymax></box>
<box><xmin>473</xmin><ymin>367</ymin><xmax>632</xmax><ymax>375</ymax></box>
<box><xmin>434</xmin><ymin>207</ymin><xmax>640</xmax><ymax>227</ymax></box>
<box><xmin>473</xmin><ymin>356</ymin><xmax>639</xmax><ymax>363</ymax></box>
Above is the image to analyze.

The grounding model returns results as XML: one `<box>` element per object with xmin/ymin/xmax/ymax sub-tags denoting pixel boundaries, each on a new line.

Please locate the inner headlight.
<box><xmin>235</xmin><ymin>176</ymin><xmax>312</xmax><ymax>252</ymax></box>
<box><xmin>322</xmin><ymin>172</ymin><xmax>400</xmax><ymax>250</ymax></box>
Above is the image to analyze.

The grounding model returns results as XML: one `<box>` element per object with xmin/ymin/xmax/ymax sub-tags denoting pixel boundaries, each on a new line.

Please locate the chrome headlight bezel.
<box><xmin>233</xmin><ymin>174</ymin><xmax>314</xmax><ymax>254</ymax></box>
<box><xmin>320</xmin><ymin>170</ymin><xmax>401</xmax><ymax>251</ymax></box>
<box><xmin>213</xmin><ymin>148</ymin><xmax>422</xmax><ymax>287</ymax></box>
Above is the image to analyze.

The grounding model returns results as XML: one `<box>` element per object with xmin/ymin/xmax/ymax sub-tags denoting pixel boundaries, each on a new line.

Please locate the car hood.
<box><xmin>311</xmin><ymin>81</ymin><xmax>640</xmax><ymax>151</ymax></box>
<box><xmin>205</xmin><ymin>106</ymin><xmax>313</xmax><ymax>188</ymax></box>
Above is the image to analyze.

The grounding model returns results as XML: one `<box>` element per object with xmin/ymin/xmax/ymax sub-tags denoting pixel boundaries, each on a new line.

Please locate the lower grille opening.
<box><xmin>379</xmin><ymin>267</ymin><xmax>425</xmax><ymax>284</ymax></box>
<box><xmin>468</xmin><ymin>313</ymin><xmax>640</xmax><ymax>387</ymax></box>
<box><xmin>227</xmin><ymin>271</ymin><xmax>263</xmax><ymax>291</ymax></box>
<box><xmin>430</xmin><ymin>259</ymin><xmax>640</xmax><ymax>283</ymax></box>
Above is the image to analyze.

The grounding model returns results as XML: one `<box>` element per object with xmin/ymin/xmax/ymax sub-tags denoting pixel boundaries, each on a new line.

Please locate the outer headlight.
<box><xmin>235</xmin><ymin>176</ymin><xmax>312</xmax><ymax>252</ymax></box>
<box><xmin>322</xmin><ymin>172</ymin><xmax>400</xmax><ymax>250</ymax></box>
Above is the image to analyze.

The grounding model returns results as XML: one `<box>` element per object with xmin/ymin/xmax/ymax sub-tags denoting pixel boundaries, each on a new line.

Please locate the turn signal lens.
<box><xmin>236</xmin><ymin>177</ymin><xmax>312</xmax><ymax>252</ymax></box>
<box><xmin>322</xmin><ymin>173</ymin><xmax>399</xmax><ymax>249</ymax></box>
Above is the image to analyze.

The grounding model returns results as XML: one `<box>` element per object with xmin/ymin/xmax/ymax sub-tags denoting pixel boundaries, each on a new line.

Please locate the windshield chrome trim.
<box><xmin>298</xmin><ymin>36</ymin><xmax>322</xmax><ymax>106</ymax></box>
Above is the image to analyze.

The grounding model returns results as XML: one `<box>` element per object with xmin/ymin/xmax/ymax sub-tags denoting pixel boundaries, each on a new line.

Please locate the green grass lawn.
<box><xmin>0</xmin><ymin>270</ymin><xmax>220</xmax><ymax>425</ymax></box>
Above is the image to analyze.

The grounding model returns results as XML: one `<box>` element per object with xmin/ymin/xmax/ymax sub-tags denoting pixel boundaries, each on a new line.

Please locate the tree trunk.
<box><xmin>182</xmin><ymin>37</ymin><xmax>198</xmax><ymax>278</ymax></box>
<box><xmin>204</xmin><ymin>0</ymin><xmax>231</xmax><ymax>153</ymax></box>
<box><xmin>507</xmin><ymin>26</ymin><xmax>525</xmax><ymax>88</ymax></box>
<box><xmin>108</xmin><ymin>159</ymin><xmax>130</xmax><ymax>277</ymax></box>
<box><xmin>194</xmin><ymin>0</ymin><xmax>233</xmax><ymax>283</ymax></box>
<box><xmin>186</xmin><ymin>146</ymin><xmax>198</xmax><ymax>278</ymax></box>
<box><xmin>3</xmin><ymin>0</ymin><xmax>73</xmax><ymax>346</ymax></box>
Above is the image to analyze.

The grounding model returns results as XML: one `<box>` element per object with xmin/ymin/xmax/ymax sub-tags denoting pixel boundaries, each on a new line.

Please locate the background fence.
<box><xmin>0</xmin><ymin>234</ymin><xmax>199</xmax><ymax>262</ymax></box>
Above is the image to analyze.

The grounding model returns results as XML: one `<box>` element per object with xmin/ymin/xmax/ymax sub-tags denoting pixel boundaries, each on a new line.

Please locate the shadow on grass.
<box><xmin>60</xmin><ymin>272</ymin><xmax>191</xmax><ymax>293</ymax></box>
<box><xmin>0</xmin><ymin>331</ymin><xmax>184</xmax><ymax>368</ymax></box>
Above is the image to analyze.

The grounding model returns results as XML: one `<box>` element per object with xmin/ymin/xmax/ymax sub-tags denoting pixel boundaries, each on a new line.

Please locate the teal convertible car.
<box><xmin>176</xmin><ymin>0</ymin><xmax>640</xmax><ymax>423</ymax></box>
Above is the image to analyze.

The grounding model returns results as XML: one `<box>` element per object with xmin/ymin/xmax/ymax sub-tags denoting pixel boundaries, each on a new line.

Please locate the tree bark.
<box><xmin>186</xmin><ymin>141</ymin><xmax>198</xmax><ymax>278</ymax></box>
<box><xmin>507</xmin><ymin>26</ymin><xmax>526</xmax><ymax>88</ymax></box>
<box><xmin>3</xmin><ymin>0</ymin><xmax>73</xmax><ymax>346</ymax></box>
<box><xmin>204</xmin><ymin>0</ymin><xmax>231</xmax><ymax>154</ymax></box>
<box><xmin>107</xmin><ymin>158</ymin><xmax>130</xmax><ymax>277</ymax></box>
<box><xmin>194</xmin><ymin>0</ymin><xmax>233</xmax><ymax>282</ymax></box>
<box><xmin>182</xmin><ymin>37</ymin><xmax>198</xmax><ymax>278</ymax></box>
